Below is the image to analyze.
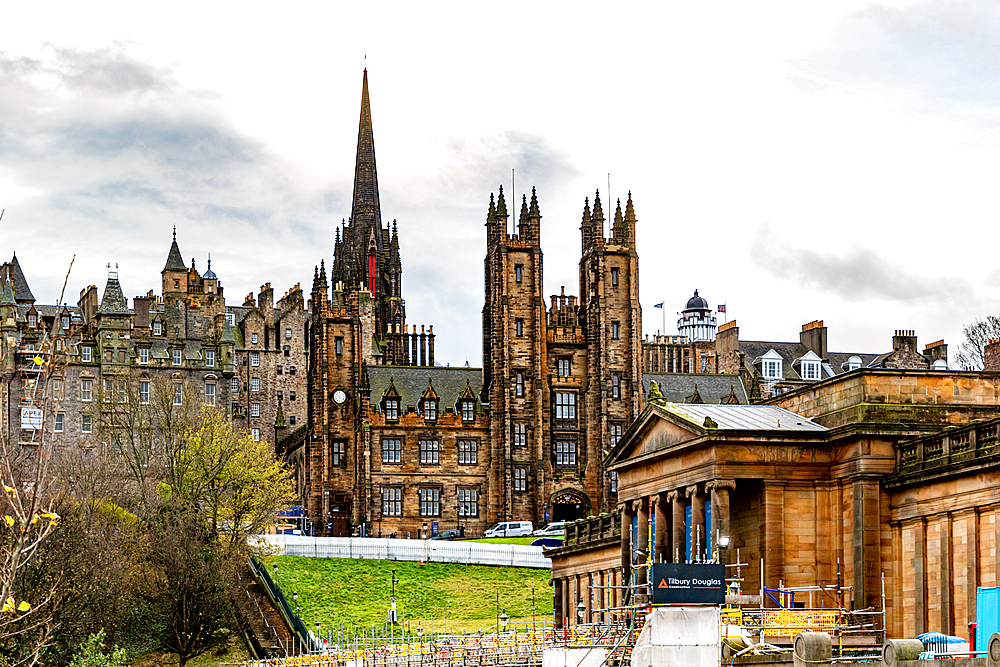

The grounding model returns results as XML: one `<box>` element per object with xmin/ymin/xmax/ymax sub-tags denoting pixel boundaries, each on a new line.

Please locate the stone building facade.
<box><xmin>301</xmin><ymin>71</ymin><xmax>645</xmax><ymax>536</ymax></box>
<box><xmin>0</xmin><ymin>236</ymin><xmax>305</xmax><ymax>453</ymax></box>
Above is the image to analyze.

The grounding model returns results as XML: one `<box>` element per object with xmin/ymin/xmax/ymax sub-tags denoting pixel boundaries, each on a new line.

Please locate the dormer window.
<box><xmin>557</xmin><ymin>357</ymin><xmax>571</xmax><ymax>377</ymax></box>
<box><xmin>844</xmin><ymin>355</ymin><xmax>862</xmax><ymax>372</ymax></box>
<box><xmin>154</xmin><ymin>321</ymin><xmax>162</xmax><ymax>336</ymax></box>
<box><xmin>139</xmin><ymin>348</ymin><xmax>149</xmax><ymax>365</ymax></box>
<box><xmin>384</xmin><ymin>398</ymin><xmax>399</xmax><ymax>421</ymax></box>
<box><xmin>423</xmin><ymin>399</ymin><xmax>437</xmax><ymax>421</ymax></box>
<box><xmin>61</xmin><ymin>316</ymin><xmax>69</xmax><ymax>330</ymax></box>
<box><xmin>461</xmin><ymin>400</ymin><xmax>475</xmax><ymax>421</ymax></box>
<box><xmin>226</xmin><ymin>313</ymin><xmax>235</xmax><ymax>326</ymax></box>
<box><xmin>251</xmin><ymin>333</ymin><xmax>258</xmax><ymax>345</ymax></box>
<box><xmin>760</xmin><ymin>349</ymin><xmax>783</xmax><ymax>380</ymax></box>
<box><xmin>173</xmin><ymin>349</ymin><xmax>182</xmax><ymax>366</ymax></box>
<box><xmin>794</xmin><ymin>350</ymin><xmax>822</xmax><ymax>381</ymax></box>
<box><xmin>27</xmin><ymin>314</ymin><xmax>36</xmax><ymax>328</ymax></box>
<box><xmin>81</xmin><ymin>346</ymin><xmax>92</xmax><ymax>363</ymax></box>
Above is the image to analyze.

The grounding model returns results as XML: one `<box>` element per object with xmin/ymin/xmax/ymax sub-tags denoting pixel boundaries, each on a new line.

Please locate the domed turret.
<box><xmin>677</xmin><ymin>289</ymin><xmax>717</xmax><ymax>341</ymax></box>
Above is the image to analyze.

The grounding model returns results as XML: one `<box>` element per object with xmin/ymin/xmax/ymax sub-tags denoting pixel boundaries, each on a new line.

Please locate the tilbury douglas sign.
<box><xmin>651</xmin><ymin>563</ymin><xmax>726</xmax><ymax>605</ymax></box>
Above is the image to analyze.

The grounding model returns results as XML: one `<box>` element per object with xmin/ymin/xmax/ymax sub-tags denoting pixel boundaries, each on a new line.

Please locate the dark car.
<box><xmin>430</xmin><ymin>529</ymin><xmax>462</xmax><ymax>541</ymax></box>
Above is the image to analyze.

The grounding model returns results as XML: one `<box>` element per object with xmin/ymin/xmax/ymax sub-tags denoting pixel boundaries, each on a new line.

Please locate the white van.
<box><xmin>483</xmin><ymin>520</ymin><xmax>533</xmax><ymax>538</ymax></box>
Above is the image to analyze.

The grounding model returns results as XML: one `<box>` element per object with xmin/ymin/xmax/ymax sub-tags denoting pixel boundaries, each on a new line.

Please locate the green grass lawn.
<box><xmin>464</xmin><ymin>536</ymin><xmax>539</xmax><ymax>545</ymax></box>
<box><xmin>266</xmin><ymin>556</ymin><xmax>553</xmax><ymax>635</ymax></box>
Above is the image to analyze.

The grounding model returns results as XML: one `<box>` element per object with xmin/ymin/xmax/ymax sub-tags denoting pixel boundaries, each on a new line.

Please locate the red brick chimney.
<box><xmin>985</xmin><ymin>338</ymin><xmax>1000</xmax><ymax>371</ymax></box>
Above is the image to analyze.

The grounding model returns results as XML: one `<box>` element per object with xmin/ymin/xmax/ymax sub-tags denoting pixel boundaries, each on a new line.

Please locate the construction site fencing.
<box><xmin>238</xmin><ymin>624</ymin><xmax>639</xmax><ymax>667</ymax></box>
<box><xmin>263</xmin><ymin>535</ymin><xmax>551</xmax><ymax>569</ymax></box>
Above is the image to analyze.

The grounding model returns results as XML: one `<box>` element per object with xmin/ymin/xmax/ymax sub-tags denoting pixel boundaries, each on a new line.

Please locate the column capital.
<box><xmin>652</xmin><ymin>493</ymin><xmax>666</xmax><ymax>507</ymax></box>
<box><xmin>617</xmin><ymin>503</ymin><xmax>629</xmax><ymax>515</ymax></box>
<box><xmin>685</xmin><ymin>484</ymin><xmax>700</xmax><ymax>498</ymax></box>
<box><xmin>631</xmin><ymin>499</ymin><xmax>645</xmax><ymax>513</ymax></box>
<box><xmin>708</xmin><ymin>479</ymin><xmax>736</xmax><ymax>492</ymax></box>
<box><xmin>665</xmin><ymin>489</ymin><xmax>680</xmax><ymax>503</ymax></box>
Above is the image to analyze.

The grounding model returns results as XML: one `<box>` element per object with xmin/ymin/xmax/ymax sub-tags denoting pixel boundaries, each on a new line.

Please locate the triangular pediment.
<box><xmin>606</xmin><ymin>403</ymin><xmax>705</xmax><ymax>468</ymax></box>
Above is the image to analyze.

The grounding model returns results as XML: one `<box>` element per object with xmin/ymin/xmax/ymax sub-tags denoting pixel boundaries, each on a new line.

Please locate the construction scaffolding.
<box><xmin>15</xmin><ymin>343</ymin><xmax>50</xmax><ymax>448</ymax></box>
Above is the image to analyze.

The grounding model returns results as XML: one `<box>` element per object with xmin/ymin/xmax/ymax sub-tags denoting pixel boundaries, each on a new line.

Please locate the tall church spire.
<box><xmin>351</xmin><ymin>69</ymin><xmax>382</xmax><ymax>237</ymax></box>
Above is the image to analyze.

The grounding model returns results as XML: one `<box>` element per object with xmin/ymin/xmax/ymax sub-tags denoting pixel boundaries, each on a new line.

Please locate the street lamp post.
<box><xmin>499</xmin><ymin>609</ymin><xmax>509</xmax><ymax>633</ymax></box>
<box><xmin>293</xmin><ymin>590</ymin><xmax>298</xmax><ymax>614</ymax></box>
<box><xmin>576</xmin><ymin>598</ymin><xmax>585</xmax><ymax>626</ymax></box>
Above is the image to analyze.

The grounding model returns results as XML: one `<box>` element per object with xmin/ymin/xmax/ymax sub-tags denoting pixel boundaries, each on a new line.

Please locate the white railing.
<box><xmin>262</xmin><ymin>535</ymin><xmax>551</xmax><ymax>569</ymax></box>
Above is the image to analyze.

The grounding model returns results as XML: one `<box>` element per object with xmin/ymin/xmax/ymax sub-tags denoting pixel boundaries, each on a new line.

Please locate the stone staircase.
<box><xmin>236</xmin><ymin>566</ymin><xmax>296</xmax><ymax>657</ymax></box>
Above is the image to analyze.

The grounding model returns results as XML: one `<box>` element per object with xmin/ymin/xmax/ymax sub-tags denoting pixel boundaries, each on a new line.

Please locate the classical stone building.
<box><xmin>549</xmin><ymin>356</ymin><xmax>1000</xmax><ymax>639</ymax></box>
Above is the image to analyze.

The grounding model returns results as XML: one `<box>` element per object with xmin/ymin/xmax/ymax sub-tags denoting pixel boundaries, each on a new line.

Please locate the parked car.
<box><xmin>430</xmin><ymin>529</ymin><xmax>462</xmax><ymax>541</ymax></box>
<box><xmin>532</xmin><ymin>521</ymin><xmax>569</xmax><ymax>536</ymax></box>
<box><xmin>483</xmin><ymin>520</ymin><xmax>533</xmax><ymax>538</ymax></box>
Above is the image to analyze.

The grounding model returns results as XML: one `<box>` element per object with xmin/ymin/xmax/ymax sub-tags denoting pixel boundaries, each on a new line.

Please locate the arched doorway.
<box><xmin>550</xmin><ymin>489</ymin><xmax>591</xmax><ymax>523</ymax></box>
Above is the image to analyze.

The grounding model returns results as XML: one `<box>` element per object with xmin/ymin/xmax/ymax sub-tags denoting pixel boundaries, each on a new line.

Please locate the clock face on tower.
<box><xmin>333</xmin><ymin>390</ymin><xmax>347</xmax><ymax>405</ymax></box>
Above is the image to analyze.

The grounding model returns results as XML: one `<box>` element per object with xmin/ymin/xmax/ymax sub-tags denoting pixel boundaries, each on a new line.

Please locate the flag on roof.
<box><xmin>653</xmin><ymin>302</ymin><xmax>664</xmax><ymax>308</ymax></box>
<box><xmin>717</xmin><ymin>304</ymin><xmax>726</xmax><ymax>313</ymax></box>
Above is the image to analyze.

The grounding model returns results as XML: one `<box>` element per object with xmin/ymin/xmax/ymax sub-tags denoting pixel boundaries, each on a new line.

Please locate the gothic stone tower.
<box><xmin>483</xmin><ymin>188</ymin><xmax>642</xmax><ymax>524</ymax></box>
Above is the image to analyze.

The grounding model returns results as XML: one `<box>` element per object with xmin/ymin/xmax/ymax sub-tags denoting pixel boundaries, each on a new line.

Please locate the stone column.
<box><xmin>653</xmin><ymin>493</ymin><xmax>669</xmax><ymax>564</ymax></box>
<box><xmin>669</xmin><ymin>490</ymin><xmax>685</xmax><ymax>563</ymax></box>
<box><xmin>851</xmin><ymin>476</ymin><xmax>881</xmax><ymax>611</ymax></box>
<box><xmin>619</xmin><ymin>503</ymin><xmax>633</xmax><ymax>596</ymax></box>
<box><xmin>553</xmin><ymin>577</ymin><xmax>564</xmax><ymax>628</ymax></box>
<box><xmin>912</xmin><ymin>517</ymin><xmax>927</xmax><ymax>635</ymax></box>
<box><xmin>762</xmin><ymin>480</ymin><xmax>786</xmax><ymax>595</ymax></box>
<box><xmin>634</xmin><ymin>498</ymin><xmax>650</xmax><ymax>597</ymax></box>
<box><xmin>687</xmin><ymin>484</ymin><xmax>706</xmax><ymax>562</ymax></box>
<box><xmin>709</xmin><ymin>479</ymin><xmax>736</xmax><ymax>561</ymax></box>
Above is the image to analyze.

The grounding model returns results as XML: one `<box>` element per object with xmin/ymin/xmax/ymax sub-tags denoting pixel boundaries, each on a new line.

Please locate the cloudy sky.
<box><xmin>3</xmin><ymin>1</ymin><xmax>1000</xmax><ymax>367</ymax></box>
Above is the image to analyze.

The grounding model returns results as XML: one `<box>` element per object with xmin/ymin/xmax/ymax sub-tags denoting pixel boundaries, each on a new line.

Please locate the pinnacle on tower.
<box><xmin>163</xmin><ymin>228</ymin><xmax>186</xmax><ymax>272</ymax></box>
<box><xmin>528</xmin><ymin>187</ymin><xmax>540</xmax><ymax>219</ymax></box>
<box><xmin>496</xmin><ymin>185</ymin><xmax>508</xmax><ymax>219</ymax></box>
<box><xmin>487</xmin><ymin>192</ymin><xmax>496</xmax><ymax>222</ymax></box>
<box><xmin>592</xmin><ymin>190</ymin><xmax>605</xmax><ymax>223</ymax></box>
<box><xmin>624</xmin><ymin>191</ymin><xmax>636</xmax><ymax>223</ymax></box>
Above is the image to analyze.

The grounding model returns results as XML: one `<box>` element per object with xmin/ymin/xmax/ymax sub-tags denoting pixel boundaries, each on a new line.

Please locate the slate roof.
<box><xmin>643</xmin><ymin>373</ymin><xmax>748</xmax><ymax>404</ymax></box>
<box><xmin>367</xmin><ymin>365</ymin><xmax>483</xmax><ymax>410</ymax></box>
<box><xmin>739</xmin><ymin>340</ymin><xmax>882</xmax><ymax>380</ymax></box>
<box><xmin>163</xmin><ymin>237</ymin><xmax>186</xmax><ymax>271</ymax></box>
<box><xmin>98</xmin><ymin>277</ymin><xmax>131</xmax><ymax>315</ymax></box>
<box><xmin>658</xmin><ymin>402</ymin><xmax>827</xmax><ymax>432</ymax></box>
<box><xmin>1</xmin><ymin>255</ymin><xmax>34</xmax><ymax>304</ymax></box>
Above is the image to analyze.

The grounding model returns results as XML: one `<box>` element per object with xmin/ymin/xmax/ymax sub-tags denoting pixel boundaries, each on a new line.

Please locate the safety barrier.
<box><xmin>263</xmin><ymin>535</ymin><xmax>551</xmax><ymax>569</ymax></box>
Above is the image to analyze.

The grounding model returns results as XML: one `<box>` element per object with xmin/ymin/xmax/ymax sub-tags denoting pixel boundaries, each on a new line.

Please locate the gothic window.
<box><xmin>368</xmin><ymin>248</ymin><xmax>377</xmax><ymax>293</ymax></box>
<box><xmin>554</xmin><ymin>392</ymin><xmax>576</xmax><ymax>420</ymax></box>
<box><xmin>513</xmin><ymin>423</ymin><xmax>527</xmax><ymax>448</ymax></box>
<box><xmin>516</xmin><ymin>319</ymin><xmax>524</xmax><ymax>337</ymax></box>
<box><xmin>515</xmin><ymin>372</ymin><xmax>524</xmax><ymax>398</ymax></box>
<box><xmin>557</xmin><ymin>357</ymin><xmax>571</xmax><ymax>377</ymax></box>
<box><xmin>382</xmin><ymin>438</ymin><xmax>402</xmax><ymax>464</ymax></box>
<box><xmin>458</xmin><ymin>439</ymin><xmax>478</xmax><ymax>465</ymax></box>
<box><xmin>419</xmin><ymin>439</ymin><xmax>439</xmax><ymax>464</ymax></box>
<box><xmin>332</xmin><ymin>440</ymin><xmax>346</xmax><ymax>467</ymax></box>
<box><xmin>384</xmin><ymin>399</ymin><xmax>399</xmax><ymax>421</ymax></box>
<box><xmin>419</xmin><ymin>488</ymin><xmax>440</xmax><ymax>517</ymax></box>
<box><xmin>514</xmin><ymin>467</ymin><xmax>527</xmax><ymax>492</ymax></box>
<box><xmin>611</xmin><ymin>267</ymin><xmax>619</xmax><ymax>286</ymax></box>
<box><xmin>610</xmin><ymin>423</ymin><xmax>623</xmax><ymax>447</ymax></box>
<box><xmin>457</xmin><ymin>488</ymin><xmax>478</xmax><ymax>518</ymax></box>
<box><xmin>611</xmin><ymin>374</ymin><xmax>621</xmax><ymax>400</ymax></box>
<box><xmin>423</xmin><ymin>399</ymin><xmax>437</xmax><ymax>420</ymax></box>
<box><xmin>555</xmin><ymin>440</ymin><xmax>577</xmax><ymax>466</ymax></box>
<box><xmin>382</xmin><ymin>487</ymin><xmax>402</xmax><ymax>516</ymax></box>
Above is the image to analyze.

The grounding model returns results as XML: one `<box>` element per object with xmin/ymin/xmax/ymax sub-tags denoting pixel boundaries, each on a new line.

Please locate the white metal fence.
<box><xmin>262</xmin><ymin>535</ymin><xmax>551</xmax><ymax>569</ymax></box>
